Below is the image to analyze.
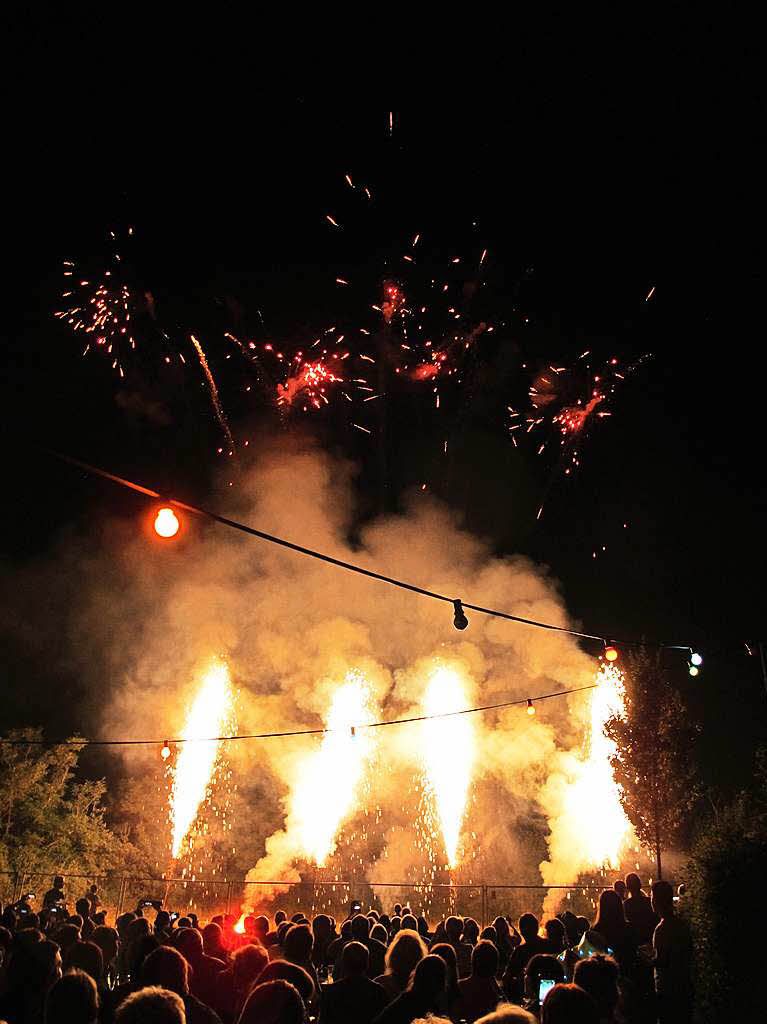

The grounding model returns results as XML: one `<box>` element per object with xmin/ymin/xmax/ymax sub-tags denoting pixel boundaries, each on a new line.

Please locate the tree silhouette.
<box><xmin>605</xmin><ymin>650</ymin><xmax>699</xmax><ymax>879</ymax></box>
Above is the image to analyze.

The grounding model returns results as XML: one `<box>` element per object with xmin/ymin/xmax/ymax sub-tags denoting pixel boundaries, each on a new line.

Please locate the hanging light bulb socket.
<box><xmin>160</xmin><ymin>740</ymin><xmax>171</xmax><ymax>760</ymax></box>
<box><xmin>453</xmin><ymin>599</ymin><xmax>469</xmax><ymax>630</ymax></box>
<box><xmin>527</xmin><ymin>699</ymin><xmax>536</xmax><ymax>716</ymax></box>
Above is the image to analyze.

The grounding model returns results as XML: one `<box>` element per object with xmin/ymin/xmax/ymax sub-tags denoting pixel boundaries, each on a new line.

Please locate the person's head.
<box><xmin>524</xmin><ymin>954</ymin><xmax>565</xmax><ymax>1000</ymax></box>
<box><xmin>475</xmin><ymin>1008</ymin><xmax>537</xmax><ymax>1024</ymax></box>
<box><xmin>612</xmin><ymin>879</ymin><xmax>626</xmax><ymax>900</ymax></box>
<box><xmin>290</xmin><ymin>913</ymin><xmax>304</xmax><ymax>924</ymax></box>
<box><xmin>176</xmin><ymin>917</ymin><xmax>191</xmax><ymax>930</ymax></box>
<box><xmin>651</xmin><ymin>880</ymin><xmax>675</xmax><ymax>918</ymax></box>
<box><xmin>53</xmin><ymin>876</ymin><xmax>64</xmax><ymax>892</ymax></box>
<box><xmin>252</xmin><ymin>914</ymin><xmax>269</xmax><ymax>938</ymax></box>
<box><xmin>339</xmin><ymin>939</ymin><xmax>369</xmax><ymax>978</ymax></box>
<box><xmin>283</xmin><ymin>922</ymin><xmax>313</xmax><ymax>963</ymax></box>
<box><xmin>64</xmin><ymin>940</ymin><xmax>104</xmax><ymax>982</ymax></box>
<box><xmin>312</xmin><ymin>913</ymin><xmax>332</xmax><ymax>941</ymax></box>
<box><xmin>1</xmin><ymin>906</ymin><xmax>17</xmax><ymax>931</ymax></box>
<box><xmin>232</xmin><ymin>943</ymin><xmax>269</xmax><ymax>992</ymax></box>
<box><xmin>239</xmin><ymin>979</ymin><xmax>304</xmax><ymax>1024</ymax></box>
<box><xmin>276</xmin><ymin>920</ymin><xmax>292</xmax><ymax>945</ymax></box>
<box><xmin>55</xmin><ymin>923</ymin><xmax>82</xmax><ymax>954</ymax></box>
<box><xmin>544</xmin><ymin>918</ymin><xmax>567</xmax><ymax>951</ymax></box>
<box><xmin>624</xmin><ymin>872</ymin><xmax>641</xmax><ymax>896</ymax></box>
<box><xmin>540</xmin><ymin>982</ymin><xmax>599</xmax><ymax>1024</ymax></box>
<box><xmin>416</xmin><ymin>914</ymin><xmax>429</xmax><ymax>937</ymax></box>
<box><xmin>350</xmin><ymin>913</ymin><xmax>370</xmax><ymax>941</ymax></box>
<box><xmin>463</xmin><ymin>918</ymin><xmax>480</xmax><ymax>945</ymax></box>
<box><xmin>154</xmin><ymin>910</ymin><xmax>171</xmax><ymax>933</ymax></box>
<box><xmin>174</xmin><ymin>926</ymin><xmax>203</xmax><ymax>962</ymax></box>
<box><xmin>256</xmin><ymin>959</ymin><xmax>315</xmax><ymax>1005</ymax></box>
<box><xmin>390</xmin><ymin>916</ymin><xmax>401</xmax><ymax>936</ymax></box>
<box><xmin>576</xmin><ymin>917</ymin><xmax>589</xmax><ymax>939</ymax></box>
<box><xmin>385</xmin><ymin>928</ymin><xmax>428</xmax><ymax>982</ymax></box>
<box><xmin>339</xmin><ymin>918</ymin><xmax>353</xmax><ymax>940</ymax></box>
<box><xmin>518</xmin><ymin>913</ymin><xmax>539</xmax><ymax>942</ymax></box>
<box><xmin>593</xmin><ymin>890</ymin><xmax>627</xmax><ymax>934</ymax></box>
<box><xmin>114</xmin><ymin>986</ymin><xmax>185</xmax><ymax>1024</ymax></box>
<box><xmin>91</xmin><ymin>925</ymin><xmax>118</xmax><ymax>966</ymax></box>
<box><xmin>274</xmin><ymin>910</ymin><xmax>287</xmax><ymax>926</ymax></box>
<box><xmin>401</xmin><ymin>913</ymin><xmax>418</xmax><ymax>932</ymax></box>
<box><xmin>471</xmin><ymin>939</ymin><xmax>499</xmax><ymax>979</ymax></box>
<box><xmin>379</xmin><ymin>913</ymin><xmax>391</xmax><ymax>930</ymax></box>
<box><xmin>127</xmin><ymin>915</ymin><xmax>151</xmax><ymax>944</ymax></box>
<box><xmin>45</xmin><ymin>969</ymin><xmax>99</xmax><ymax>1024</ymax></box>
<box><xmin>445</xmin><ymin>916</ymin><xmax>463</xmax><ymax>942</ymax></box>
<box><xmin>480</xmin><ymin>926</ymin><xmax>497</xmax><ymax>943</ymax></box>
<box><xmin>75</xmin><ymin>899</ymin><xmax>91</xmax><ymax>920</ymax></box>
<box><xmin>202</xmin><ymin>921</ymin><xmax>226</xmax><ymax>956</ymax></box>
<box><xmin>574</xmin><ymin>955</ymin><xmax>620</xmax><ymax>1019</ymax></box>
<box><xmin>493</xmin><ymin>916</ymin><xmax>510</xmax><ymax>942</ymax></box>
<box><xmin>430</xmin><ymin>943</ymin><xmax>459</xmax><ymax>995</ymax></box>
<box><xmin>367</xmin><ymin>909</ymin><xmax>380</xmax><ymax>922</ymax></box>
<box><xmin>409</xmin><ymin>953</ymin><xmax>447</xmax><ymax>1000</ymax></box>
<box><xmin>116</xmin><ymin>912</ymin><xmax>135</xmax><ymax>939</ymax></box>
<box><xmin>143</xmin><ymin>945</ymin><xmax>190</xmax><ymax>995</ymax></box>
<box><xmin>89</xmin><ymin>884</ymin><xmax>97</xmax><ymax>896</ymax></box>
<box><xmin>393</xmin><ymin>903</ymin><xmax>402</xmax><ymax>916</ymax></box>
<box><xmin>371</xmin><ymin>923</ymin><xmax>388</xmax><ymax>944</ymax></box>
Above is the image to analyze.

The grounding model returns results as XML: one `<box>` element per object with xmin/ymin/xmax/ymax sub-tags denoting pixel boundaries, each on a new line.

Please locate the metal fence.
<box><xmin>2</xmin><ymin>872</ymin><xmax>605</xmax><ymax>925</ymax></box>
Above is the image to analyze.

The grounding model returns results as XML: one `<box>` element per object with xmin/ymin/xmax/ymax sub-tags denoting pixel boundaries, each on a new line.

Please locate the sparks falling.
<box><xmin>292</xmin><ymin>671</ymin><xmax>376</xmax><ymax>867</ymax></box>
<box><xmin>170</xmin><ymin>660</ymin><xmax>236</xmax><ymax>860</ymax></box>
<box><xmin>189</xmin><ymin>335</ymin><xmax>234</xmax><ymax>450</ymax></box>
<box><xmin>421</xmin><ymin>666</ymin><xmax>475</xmax><ymax>869</ymax></box>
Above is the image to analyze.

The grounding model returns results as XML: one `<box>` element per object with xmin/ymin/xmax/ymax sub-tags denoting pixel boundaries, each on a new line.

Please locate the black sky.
<box><xmin>2</xmin><ymin>66</ymin><xmax>765</xmax><ymax>795</ymax></box>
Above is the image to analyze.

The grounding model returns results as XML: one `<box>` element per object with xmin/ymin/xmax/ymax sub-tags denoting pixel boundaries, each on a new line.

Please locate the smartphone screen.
<box><xmin>539</xmin><ymin>978</ymin><xmax>556</xmax><ymax>1003</ymax></box>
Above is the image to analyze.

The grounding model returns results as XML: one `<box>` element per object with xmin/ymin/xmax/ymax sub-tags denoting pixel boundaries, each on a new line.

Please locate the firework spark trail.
<box><xmin>292</xmin><ymin>671</ymin><xmax>376</xmax><ymax>866</ymax></box>
<box><xmin>421</xmin><ymin>666</ymin><xmax>475</xmax><ymax>869</ymax></box>
<box><xmin>189</xmin><ymin>335</ymin><xmax>234</xmax><ymax>450</ymax></box>
<box><xmin>170</xmin><ymin>660</ymin><xmax>236</xmax><ymax>860</ymax></box>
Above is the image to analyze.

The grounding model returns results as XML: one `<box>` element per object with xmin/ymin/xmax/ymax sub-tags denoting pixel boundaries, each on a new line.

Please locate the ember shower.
<box><xmin>72</xmin><ymin>437</ymin><xmax>633</xmax><ymax>914</ymax></box>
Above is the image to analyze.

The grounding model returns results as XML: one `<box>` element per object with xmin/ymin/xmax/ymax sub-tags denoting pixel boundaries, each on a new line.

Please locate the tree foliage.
<box><xmin>0</xmin><ymin>728</ymin><xmax>133</xmax><ymax>881</ymax></box>
<box><xmin>683</xmin><ymin>748</ymin><xmax>767</xmax><ymax>1022</ymax></box>
<box><xmin>605</xmin><ymin>649</ymin><xmax>700</xmax><ymax>878</ymax></box>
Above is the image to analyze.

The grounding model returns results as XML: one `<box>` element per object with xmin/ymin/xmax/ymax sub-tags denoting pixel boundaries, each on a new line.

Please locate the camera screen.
<box><xmin>539</xmin><ymin>979</ymin><xmax>556</xmax><ymax>1003</ymax></box>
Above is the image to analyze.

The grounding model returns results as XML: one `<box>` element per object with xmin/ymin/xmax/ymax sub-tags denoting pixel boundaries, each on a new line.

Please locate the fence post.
<box><xmin>116</xmin><ymin>877</ymin><xmax>126</xmax><ymax>918</ymax></box>
<box><xmin>481</xmin><ymin>884</ymin><xmax>487</xmax><ymax>927</ymax></box>
<box><xmin>225</xmin><ymin>880</ymin><xmax>234</xmax><ymax>918</ymax></box>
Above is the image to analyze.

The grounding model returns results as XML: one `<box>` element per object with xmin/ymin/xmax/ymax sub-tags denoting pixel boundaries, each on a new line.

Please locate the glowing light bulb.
<box><xmin>527</xmin><ymin>699</ymin><xmax>536</xmax><ymax>716</ymax></box>
<box><xmin>161</xmin><ymin>741</ymin><xmax>171</xmax><ymax>760</ymax></box>
<box><xmin>604</xmin><ymin>645</ymin><xmax>618</xmax><ymax>662</ymax></box>
<box><xmin>154</xmin><ymin>507</ymin><xmax>179</xmax><ymax>538</ymax></box>
<box><xmin>453</xmin><ymin>600</ymin><xmax>469</xmax><ymax>630</ymax></box>
<box><xmin>688</xmin><ymin>665</ymin><xmax>699</xmax><ymax>677</ymax></box>
<box><xmin>690</xmin><ymin>652</ymin><xmax>703</xmax><ymax>667</ymax></box>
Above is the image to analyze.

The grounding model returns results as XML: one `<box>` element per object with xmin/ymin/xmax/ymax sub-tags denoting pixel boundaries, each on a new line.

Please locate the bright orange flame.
<box><xmin>234</xmin><ymin>913</ymin><xmax>246</xmax><ymax>934</ymax></box>
<box><xmin>170</xmin><ymin>660</ymin><xmax>235</xmax><ymax>859</ymax></box>
<box><xmin>421</xmin><ymin>666</ymin><xmax>475</xmax><ymax>869</ymax></box>
<box><xmin>154</xmin><ymin>507</ymin><xmax>179</xmax><ymax>538</ymax></box>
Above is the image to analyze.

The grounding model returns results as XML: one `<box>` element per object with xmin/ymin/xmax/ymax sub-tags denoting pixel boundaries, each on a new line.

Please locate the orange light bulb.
<box><xmin>154</xmin><ymin>507</ymin><xmax>179</xmax><ymax>538</ymax></box>
<box><xmin>605</xmin><ymin>645</ymin><xmax>618</xmax><ymax>662</ymax></box>
<box><xmin>527</xmin><ymin>699</ymin><xmax>536</xmax><ymax>716</ymax></box>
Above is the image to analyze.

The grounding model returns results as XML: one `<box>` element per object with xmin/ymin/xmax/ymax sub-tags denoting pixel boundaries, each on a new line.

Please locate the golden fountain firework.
<box><xmin>170</xmin><ymin>659</ymin><xmax>237</xmax><ymax>861</ymax></box>
<box><xmin>293</xmin><ymin>670</ymin><xmax>376</xmax><ymax>867</ymax></box>
<box><xmin>421</xmin><ymin>665</ymin><xmax>475</xmax><ymax>870</ymax></box>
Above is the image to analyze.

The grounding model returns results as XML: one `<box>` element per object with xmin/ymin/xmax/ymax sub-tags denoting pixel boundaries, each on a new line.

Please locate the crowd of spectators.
<box><xmin>0</xmin><ymin>872</ymin><xmax>692</xmax><ymax>1023</ymax></box>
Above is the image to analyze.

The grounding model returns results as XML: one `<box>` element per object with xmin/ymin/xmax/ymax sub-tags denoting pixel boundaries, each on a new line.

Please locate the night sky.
<box><xmin>2</xmin><ymin>86</ymin><xmax>765</xmax><ymax>799</ymax></box>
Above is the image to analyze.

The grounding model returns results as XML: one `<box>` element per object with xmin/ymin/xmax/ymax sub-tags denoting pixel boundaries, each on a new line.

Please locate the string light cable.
<box><xmin>42</xmin><ymin>448</ymin><xmax>697</xmax><ymax>655</ymax></box>
<box><xmin>0</xmin><ymin>683</ymin><xmax>598</xmax><ymax>749</ymax></box>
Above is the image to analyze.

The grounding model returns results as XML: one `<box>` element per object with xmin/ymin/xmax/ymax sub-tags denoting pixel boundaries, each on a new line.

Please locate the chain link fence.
<box><xmin>1</xmin><ymin>872</ymin><xmax>605</xmax><ymax>925</ymax></box>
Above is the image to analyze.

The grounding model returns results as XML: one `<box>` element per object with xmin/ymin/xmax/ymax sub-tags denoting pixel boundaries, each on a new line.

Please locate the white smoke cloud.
<box><xmin>55</xmin><ymin>435</ymin><xmax>615</xmax><ymax>914</ymax></box>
